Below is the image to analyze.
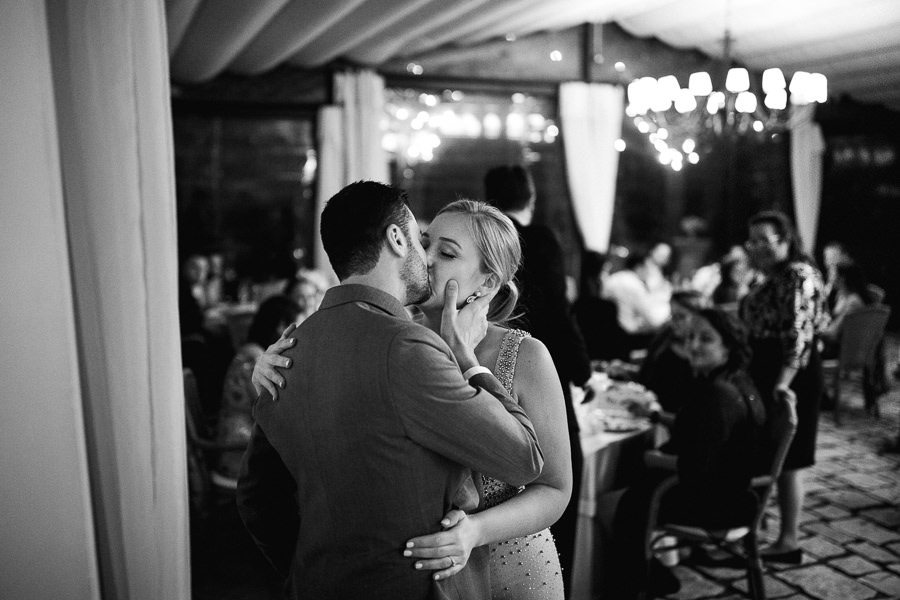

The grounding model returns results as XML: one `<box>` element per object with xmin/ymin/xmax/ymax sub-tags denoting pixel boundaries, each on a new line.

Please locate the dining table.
<box><xmin>568</xmin><ymin>374</ymin><xmax>661</xmax><ymax>600</ymax></box>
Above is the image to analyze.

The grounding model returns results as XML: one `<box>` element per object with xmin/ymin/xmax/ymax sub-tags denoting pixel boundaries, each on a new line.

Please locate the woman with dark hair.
<box><xmin>636</xmin><ymin>289</ymin><xmax>709</xmax><ymax>413</ymax></box>
<box><xmin>214</xmin><ymin>294</ymin><xmax>301</xmax><ymax>481</ymax></box>
<box><xmin>608</xmin><ymin>308</ymin><xmax>767</xmax><ymax>599</ymax></box>
<box><xmin>740</xmin><ymin>210</ymin><xmax>827</xmax><ymax>563</ymax></box>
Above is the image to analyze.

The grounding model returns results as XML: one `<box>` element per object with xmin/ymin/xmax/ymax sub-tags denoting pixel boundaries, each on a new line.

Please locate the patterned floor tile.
<box><xmin>775</xmin><ymin>564</ymin><xmax>879</xmax><ymax>600</ymax></box>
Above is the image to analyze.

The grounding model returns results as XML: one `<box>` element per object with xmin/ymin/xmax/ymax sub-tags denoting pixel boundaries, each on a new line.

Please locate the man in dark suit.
<box><xmin>237</xmin><ymin>181</ymin><xmax>543</xmax><ymax>600</ymax></box>
<box><xmin>484</xmin><ymin>165</ymin><xmax>592</xmax><ymax>595</ymax></box>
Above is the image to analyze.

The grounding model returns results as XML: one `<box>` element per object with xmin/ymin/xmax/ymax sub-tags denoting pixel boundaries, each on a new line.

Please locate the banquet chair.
<box><xmin>183</xmin><ymin>368</ymin><xmax>247</xmax><ymax>521</ymax></box>
<box><xmin>866</xmin><ymin>284</ymin><xmax>886</xmax><ymax>305</ymax></box>
<box><xmin>644</xmin><ymin>393</ymin><xmax>798</xmax><ymax>600</ymax></box>
<box><xmin>822</xmin><ymin>305</ymin><xmax>891</xmax><ymax>425</ymax></box>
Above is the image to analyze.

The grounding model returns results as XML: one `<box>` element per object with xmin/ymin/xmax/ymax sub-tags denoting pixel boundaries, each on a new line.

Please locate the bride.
<box><xmin>253</xmin><ymin>199</ymin><xmax>571</xmax><ymax>599</ymax></box>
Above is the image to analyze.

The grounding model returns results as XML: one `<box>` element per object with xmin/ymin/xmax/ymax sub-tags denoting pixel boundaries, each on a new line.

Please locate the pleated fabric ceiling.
<box><xmin>166</xmin><ymin>0</ymin><xmax>900</xmax><ymax>111</ymax></box>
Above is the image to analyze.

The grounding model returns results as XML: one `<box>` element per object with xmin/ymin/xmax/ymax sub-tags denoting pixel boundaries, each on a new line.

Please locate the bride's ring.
<box><xmin>448</xmin><ymin>556</ymin><xmax>457</xmax><ymax>567</ymax></box>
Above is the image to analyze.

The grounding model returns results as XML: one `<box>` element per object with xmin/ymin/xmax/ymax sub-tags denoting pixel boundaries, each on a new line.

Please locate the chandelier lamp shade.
<box><xmin>624</xmin><ymin>32</ymin><xmax>827</xmax><ymax>170</ymax></box>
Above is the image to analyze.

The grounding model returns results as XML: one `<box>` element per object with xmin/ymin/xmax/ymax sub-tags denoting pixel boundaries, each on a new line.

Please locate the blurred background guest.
<box><xmin>214</xmin><ymin>294</ymin><xmax>301</xmax><ymax>483</ymax></box>
<box><xmin>602</xmin><ymin>249</ymin><xmax>672</xmax><ymax>352</ymax></box>
<box><xmin>712</xmin><ymin>246</ymin><xmax>753</xmax><ymax>312</ymax></box>
<box><xmin>647</xmin><ymin>241</ymin><xmax>674</xmax><ymax>302</ymax></box>
<box><xmin>572</xmin><ymin>250</ymin><xmax>629</xmax><ymax>364</ymax></box>
<box><xmin>180</xmin><ymin>253</ymin><xmax>233</xmax><ymax>416</ymax></box>
<box><xmin>484</xmin><ymin>164</ymin><xmax>591</xmax><ymax>592</ymax></box>
<box><xmin>608</xmin><ymin>308</ymin><xmax>766</xmax><ymax>599</ymax></box>
<box><xmin>740</xmin><ymin>210</ymin><xmax>827</xmax><ymax>564</ymax></box>
<box><xmin>282</xmin><ymin>268</ymin><xmax>330</xmax><ymax>323</ymax></box>
<box><xmin>637</xmin><ymin>290</ymin><xmax>710</xmax><ymax>414</ymax></box>
<box><xmin>821</xmin><ymin>240</ymin><xmax>854</xmax><ymax>314</ymax></box>
<box><xmin>820</xmin><ymin>262</ymin><xmax>874</xmax><ymax>356</ymax></box>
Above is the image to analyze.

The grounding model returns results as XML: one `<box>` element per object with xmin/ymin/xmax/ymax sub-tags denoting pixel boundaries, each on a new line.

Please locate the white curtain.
<box><xmin>559</xmin><ymin>82</ymin><xmax>625</xmax><ymax>252</ymax></box>
<box><xmin>790</xmin><ymin>104</ymin><xmax>826</xmax><ymax>255</ymax></box>
<box><xmin>313</xmin><ymin>69</ymin><xmax>389</xmax><ymax>275</ymax></box>
<box><xmin>1</xmin><ymin>1</ymin><xmax>189</xmax><ymax>598</ymax></box>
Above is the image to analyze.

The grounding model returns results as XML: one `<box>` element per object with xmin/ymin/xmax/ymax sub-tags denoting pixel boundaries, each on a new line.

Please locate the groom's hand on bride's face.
<box><xmin>252</xmin><ymin>323</ymin><xmax>297</xmax><ymax>401</ymax></box>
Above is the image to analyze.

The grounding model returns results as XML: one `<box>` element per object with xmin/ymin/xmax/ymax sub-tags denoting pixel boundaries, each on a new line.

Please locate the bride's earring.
<box><xmin>465</xmin><ymin>291</ymin><xmax>482</xmax><ymax>304</ymax></box>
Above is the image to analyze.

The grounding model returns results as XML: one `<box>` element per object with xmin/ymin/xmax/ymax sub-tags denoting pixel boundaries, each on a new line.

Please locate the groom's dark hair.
<box><xmin>321</xmin><ymin>181</ymin><xmax>412</xmax><ymax>280</ymax></box>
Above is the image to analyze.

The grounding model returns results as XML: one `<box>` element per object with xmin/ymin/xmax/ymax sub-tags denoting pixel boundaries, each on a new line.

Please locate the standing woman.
<box><xmin>740</xmin><ymin>210</ymin><xmax>828</xmax><ymax>563</ymax></box>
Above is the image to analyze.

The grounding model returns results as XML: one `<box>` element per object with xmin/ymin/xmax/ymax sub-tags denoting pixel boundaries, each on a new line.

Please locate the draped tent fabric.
<box><xmin>559</xmin><ymin>82</ymin><xmax>625</xmax><ymax>253</ymax></box>
<box><xmin>1</xmin><ymin>2</ymin><xmax>101</xmax><ymax>597</ymax></box>
<box><xmin>789</xmin><ymin>104</ymin><xmax>826</xmax><ymax>254</ymax></box>
<box><xmin>313</xmin><ymin>70</ymin><xmax>389</xmax><ymax>276</ymax></box>
<box><xmin>1</xmin><ymin>0</ymin><xmax>189</xmax><ymax>598</ymax></box>
<box><xmin>314</xmin><ymin>106</ymin><xmax>344</xmax><ymax>275</ymax></box>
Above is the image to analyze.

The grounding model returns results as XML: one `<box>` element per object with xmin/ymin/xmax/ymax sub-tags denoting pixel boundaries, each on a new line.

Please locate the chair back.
<box><xmin>183</xmin><ymin>368</ymin><xmax>213</xmax><ymax>513</ymax></box>
<box><xmin>183</xmin><ymin>367</ymin><xmax>210</xmax><ymax>443</ymax></box>
<box><xmin>750</xmin><ymin>392</ymin><xmax>798</xmax><ymax>529</ymax></box>
<box><xmin>837</xmin><ymin>305</ymin><xmax>891</xmax><ymax>370</ymax></box>
<box><xmin>866</xmin><ymin>284</ymin><xmax>886</xmax><ymax>304</ymax></box>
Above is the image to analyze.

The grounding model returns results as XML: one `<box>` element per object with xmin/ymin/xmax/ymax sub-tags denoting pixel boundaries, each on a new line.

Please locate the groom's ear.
<box><xmin>385</xmin><ymin>224</ymin><xmax>407</xmax><ymax>256</ymax></box>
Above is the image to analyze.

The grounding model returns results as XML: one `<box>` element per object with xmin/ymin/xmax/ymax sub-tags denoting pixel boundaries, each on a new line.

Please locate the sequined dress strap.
<box><xmin>481</xmin><ymin>329</ymin><xmax>530</xmax><ymax>509</ymax></box>
<box><xmin>494</xmin><ymin>328</ymin><xmax>530</xmax><ymax>394</ymax></box>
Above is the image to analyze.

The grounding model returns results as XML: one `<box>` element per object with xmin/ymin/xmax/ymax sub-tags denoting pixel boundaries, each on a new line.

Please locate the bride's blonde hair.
<box><xmin>434</xmin><ymin>199</ymin><xmax>521</xmax><ymax>323</ymax></box>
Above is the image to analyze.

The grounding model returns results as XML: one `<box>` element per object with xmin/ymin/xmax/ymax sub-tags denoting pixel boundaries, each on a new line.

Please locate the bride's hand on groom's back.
<box><xmin>403</xmin><ymin>509</ymin><xmax>480</xmax><ymax>581</ymax></box>
<box><xmin>251</xmin><ymin>322</ymin><xmax>297</xmax><ymax>401</ymax></box>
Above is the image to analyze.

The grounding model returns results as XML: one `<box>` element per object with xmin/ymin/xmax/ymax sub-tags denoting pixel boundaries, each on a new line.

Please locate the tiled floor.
<box><xmin>191</xmin><ymin>343</ymin><xmax>900</xmax><ymax>600</ymax></box>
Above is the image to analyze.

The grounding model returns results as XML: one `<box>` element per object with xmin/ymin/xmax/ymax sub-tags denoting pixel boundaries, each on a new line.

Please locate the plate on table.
<box><xmin>602</xmin><ymin>417</ymin><xmax>646</xmax><ymax>433</ymax></box>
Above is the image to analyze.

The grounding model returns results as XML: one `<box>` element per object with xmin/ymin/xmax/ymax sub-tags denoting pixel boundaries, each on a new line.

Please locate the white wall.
<box><xmin>0</xmin><ymin>2</ymin><xmax>101</xmax><ymax>598</ymax></box>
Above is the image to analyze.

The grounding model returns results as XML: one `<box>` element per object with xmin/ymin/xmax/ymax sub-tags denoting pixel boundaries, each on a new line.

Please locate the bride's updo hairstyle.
<box><xmin>434</xmin><ymin>199</ymin><xmax>521</xmax><ymax>323</ymax></box>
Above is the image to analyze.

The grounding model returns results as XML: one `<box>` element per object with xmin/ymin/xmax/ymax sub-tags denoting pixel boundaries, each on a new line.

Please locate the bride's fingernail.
<box><xmin>434</xmin><ymin>574</ymin><xmax>441</xmax><ymax>580</ymax></box>
<box><xmin>415</xmin><ymin>562</ymin><xmax>423</xmax><ymax>570</ymax></box>
<box><xmin>406</xmin><ymin>541</ymin><xmax>414</xmax><ymax>548</ymax></box>
<box><xmin>403</xmin><ymin>550</ymin><xmax>411</xmax><ymax>557</ymax></box>
<box><xmin>285</xmin><ymin>360</ymin><xmax>292</xmax><ymax>367</ymax></box>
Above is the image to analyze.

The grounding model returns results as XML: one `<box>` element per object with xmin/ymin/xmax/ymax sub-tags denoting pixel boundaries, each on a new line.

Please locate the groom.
<box><xmin>237</xmin><ymin>181</ymin><xmax>544</xmax><ymax>599</ymax></box>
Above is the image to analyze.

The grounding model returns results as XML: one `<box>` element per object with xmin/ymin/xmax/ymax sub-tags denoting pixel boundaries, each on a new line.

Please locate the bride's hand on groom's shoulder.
<box><xmin>403</xmin><ymin>510</ymin><xmax>479</xmax><ymax>581</ymax></box>
<box><xmin>251</xmin><ymin>322</ymin><xmax>297</xmax><ymax>401</ymax></box>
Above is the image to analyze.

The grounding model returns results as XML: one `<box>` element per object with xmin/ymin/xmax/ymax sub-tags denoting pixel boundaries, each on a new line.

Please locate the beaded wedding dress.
<box><xmin>483</xmin><ymin>329</ymin><xmax>564</xmax><ymax>600</ymax></box>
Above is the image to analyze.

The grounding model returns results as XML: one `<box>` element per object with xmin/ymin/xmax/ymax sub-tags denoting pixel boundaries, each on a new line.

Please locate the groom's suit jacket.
<box><xmin>237</xmin><ymin>284</ymin><xmax>543</xmax><ymax>600</ymax></box>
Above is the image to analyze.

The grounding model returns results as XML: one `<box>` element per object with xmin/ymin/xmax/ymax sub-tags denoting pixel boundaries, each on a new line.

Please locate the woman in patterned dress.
<box><xmin>740</xmin><ymin>210</ymin><xmax>828</xmax><ymax>564</ymax></box>
<box><xmin>254</xmin><ymin>200</ymin><xmax>571</xmax><ymax>598</ymax></box>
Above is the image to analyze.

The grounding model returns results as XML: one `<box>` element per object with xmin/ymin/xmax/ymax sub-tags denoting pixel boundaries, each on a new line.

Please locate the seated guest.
<box><xmin>821</xmin><ymin>241</ymin><xmax>854</xmax><ymax>314</ymax></box>
<box><xmin>608</xmin><ymin>308</ymin><xmax>767</xmax><ymax>599</ymax></box>
<box><xmin>573</xmin><ymin>250</ymin><xmax>629</xmax><ymax>362</ymax></box>
<box><xmin>602</xmin><ymin>249</ymin><xmax>672</xmax><ymax>351</ymax></box>
<box><xmin>712</xmin><ymin>247</ymin><xmax>752</xmax><ymax>311</ymax></box>
<box><xmin>636</xmin><ymin>290</ymin><xmax>709</xmax><ymax>413</ymax></box>
<box><xmin>647</xmin><ymin>241</ymin><xmax>675</xmax><ymax>304</ymax></box>
<box><xmin>179</xmin><ymin>253</ymin><xmax>232</xmax><ymax>417</ymax></box>
<box><xmin>214</xmin><ymin>294</ymin><xmax>301</xmax><ymax>482</ymax></box>
<box><xmin>820</xmin><ymin>262</ymin><xmax>873</xmax><ymax>354</ymax></box>
<box><xmin>283</xmin><ymin>268</ymin><xmax>330</xmax><ymax>323</ymax></box>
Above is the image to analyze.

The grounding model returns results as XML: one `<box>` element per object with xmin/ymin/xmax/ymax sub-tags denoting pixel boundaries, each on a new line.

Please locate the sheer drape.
<box><xmin>1</xmin><ymin>0</ymin><xmax>189</xmax><ymax>598</ymax></box>
<box><xmin>559</xmin><ymin>82</ymin><xmax>624</xmax><ymax>252</ymax></box>
<box><xmin>313</xmin><ymin>69</ymin><xmax>389</xmax><ymax>274</ymax></box>
<box><xmin>790</xmin><ymin>104</ymin><xmax>826</xmax><ymax>254</ymax></box>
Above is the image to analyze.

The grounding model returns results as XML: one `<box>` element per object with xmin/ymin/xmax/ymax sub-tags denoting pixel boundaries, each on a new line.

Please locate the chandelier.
<box><xmin>624</xmin><ymin>30</ymin><xmax>828</xmax><ymax>171</ymax></box>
